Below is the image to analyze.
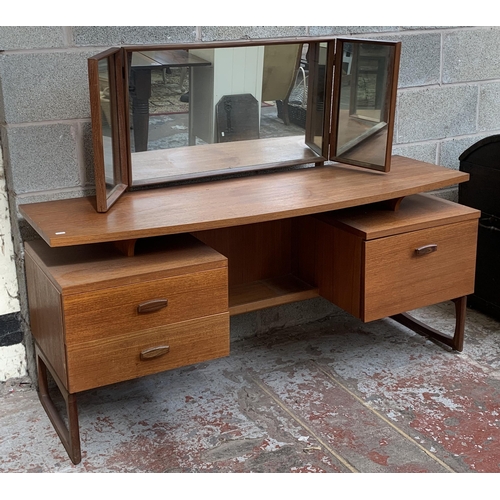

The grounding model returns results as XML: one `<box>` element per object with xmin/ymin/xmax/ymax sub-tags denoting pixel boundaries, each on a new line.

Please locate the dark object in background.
<box><xmin>215</xmin><ymin>94</ymin><xmax>259</xmax><ymax>143</ymax></box>
<box><xmin>459</xmin><ymin>135</ymin><xmax>500</xmax><ymax>320</ymax></box>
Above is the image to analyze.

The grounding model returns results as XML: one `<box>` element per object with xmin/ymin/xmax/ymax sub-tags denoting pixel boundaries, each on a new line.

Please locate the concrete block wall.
<box><xmin>0</xmin><ymin>26</ymin><xmax>499</xmax><ymax>382</ymax></box>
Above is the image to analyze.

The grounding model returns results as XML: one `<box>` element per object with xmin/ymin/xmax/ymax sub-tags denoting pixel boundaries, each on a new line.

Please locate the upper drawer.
<box><xmin>363</xmin><ymin>219</ymin><xmax>478</xmax><ymax>321</ymax></box>
<box><xmin>64</xmin><ymin>267</ymin><xmax>227</xmax><ymax>344</ymax></box>
<box><xmin>25</xmin><ymin>234</ymin><xmax>227</xmax><ymax>294</ymax></box>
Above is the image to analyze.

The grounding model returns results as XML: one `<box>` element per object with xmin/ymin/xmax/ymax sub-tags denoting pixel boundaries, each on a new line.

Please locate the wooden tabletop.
<box><xmin>19</xmin><ymin>156</ymin><xmax>470</xmax><ymax>248</ymax></box>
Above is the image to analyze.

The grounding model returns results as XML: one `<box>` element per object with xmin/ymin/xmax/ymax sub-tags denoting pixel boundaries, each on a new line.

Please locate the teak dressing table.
<box><xmin>19</xmin><ymin>36</ymin><xmax>480</xmax><ymax>464</ymax></box>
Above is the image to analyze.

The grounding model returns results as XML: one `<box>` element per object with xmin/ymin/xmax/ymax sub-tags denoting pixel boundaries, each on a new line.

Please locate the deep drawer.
<box><xmin>363</xmin><ymin>219</ymin><xmax>478</xmax><ymax>321</ymax></box>
<box><xmin>64</xmin><ymin>267</ymin><xmax>228</xmax><ymax>345</ymax></box>
<box><xmin>304</xmin><ymin>195</ymin><xmax>480</xmax><ymax>323</ymax></box>
<box><xmin>66</xmin><ymin>313</ymin><xmax>229</xmax><ymax>392</ymax></box>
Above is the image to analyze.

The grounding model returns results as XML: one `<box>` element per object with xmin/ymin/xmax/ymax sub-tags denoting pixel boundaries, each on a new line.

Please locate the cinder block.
<box><xmin>393</xmin><ymin>33</ymin><xmax>441</xmax><ymax>88</ymax></box>
<box><xmin>310</xmin><ymin>31</ymin><xmax>441</xmax><ymax>88</ymax></box>
<box><xmin>308</xmin><ymin>26</ymin><xmax>398</xmax><ymax>36</ymax></box>
<box><xmin>392</xmin><ymin>142</ymin><xmax>438</xmax><ymax>164</ymax></box>
<box><xmin>82</xmin><ymin>121</ymin><xmax>95</xmax><ymax>186</ymax></box>
<box><xmin>72</xmin><ymin>26</ymin><xmax>196</xmax><ymax>46</ymax></box>
<box><xmin>344</xmin><ymin>33</ymin><xmax>441</xmax><ymax>88</ymax></box>
<box><xmin>4</xmin><ymin>124</ymin><xmax>82</xmax><ymax>194</ymax></box>
<box><xmin>429</xmin><ymin>187</ymin><xmax>459</xmax><ymax>202</ymax></box>
<box><xmin>257</xmin><ymin>297</ymin><xmax>341</xmax><ymax>333</ymax></box>
<box><xmin>0</xmin><ymin>50</ymin><xmax>96</xmax><ymax>123</ymax></box>
<box><xmin>478</xmin><ymin>82</ymin><xmax>500</xmax><ymax>132</ymax></box>
<box><xmin>439</xmin><ymin>134</ymin><xmax>492</xmax><ymax>170</ymax></box>
<box><xmin>15</xmin><ymin>186</ymin><xmax>94</xmax><ymax>204</ymax></box>
<box><xmin>0</xmin><ymin>26</ymin><xmax>65</xmax><ymax>50</ymax></box>
<box><xmin>443</xmin><ymin>28</ymin><xmax>500</xmax><ymax>83</ymax></box>
<box><xmin>230</xmin><ymin>313</ymin><xmax>260</xmax><ymax>342</ymax></box>
<box><xmin>396</xmin><ymin>85</ymin><xmax>478</xmax><ymax>143</ymax></box>
<box><xmin>201</xmin><ymin>26</ymin><xmax>306</xmax><ymax>40</ymax></box>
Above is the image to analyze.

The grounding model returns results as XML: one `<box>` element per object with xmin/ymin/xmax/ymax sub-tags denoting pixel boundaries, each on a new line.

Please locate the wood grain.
<box><xmin>24</xmin><ymin>234</ymin><xmax>230</xmax><ymax>394</ymax></box>
<box><xmin>19</xmin><ymin>156</ymin><xmax>470</xmax><ymax>248</ymax></box>
<box><xmin>317</xmin><ymin>193</ymin><xmax>480</xmax><ymax>240</ymax></box>
<box><xmin>363</xmin><ymin>219</ymin><xmax>478</xmax><ymax>321</ymax></box>
<box><xmin>67</xmin><ymin>313</ymin><xmax>229</xmax><ymax>393</ymax></box>
<box><xmin>307</xmin><ymin>194</ymin><xmax>480</xmax><ymax>322</ymax></box>
<box><xmin>229</xmin><ymin>275</ymin><xmax>319</xmax><ymax>315</ymax></box>
<box><xmin>25</xmin><ymin>253</ymin><xmax>68</xmax><ymax>386</ymax></box>
<box><xmin>193</xmin><ymin>220</ymin><xmax>292</xmax><ymax>286</ymax></box>
<box><xmin>64</xmin><ymin>268</ymin><xmax>227</xmax><ymax>345</ymax></box>
<box><xmin>131</xmin><ymin>136</ymin><xmax>319</xmax><ymax>185</ymax></box>
<box><xmin>25</xmin><ymin>234</ymin><xmax>227</xmax><ymax>294</ymax></box>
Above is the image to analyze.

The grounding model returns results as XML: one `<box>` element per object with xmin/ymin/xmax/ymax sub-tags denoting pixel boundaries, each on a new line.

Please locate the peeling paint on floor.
<box><xmin>1</xmin><ymin>303</ymin><xmax>500</xmax><ymax>473</ymax></box>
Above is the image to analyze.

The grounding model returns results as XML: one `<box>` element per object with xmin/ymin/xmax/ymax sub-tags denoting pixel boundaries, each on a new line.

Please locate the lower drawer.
<box><xmin>66</xmin><ymin>313</ymin><xmax>229</xmax><ymax>392</ymax></box>
<box><xmin>363</xmin><ymin>219</ymin><xmax>478</xmax><ymax>321</ymax></box>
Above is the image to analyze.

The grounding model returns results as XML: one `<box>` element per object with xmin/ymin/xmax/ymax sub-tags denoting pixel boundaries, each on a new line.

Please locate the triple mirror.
<box><xmin>88</xmin><ymin>37</ymin><xmax>401</xmax><ymax>212</ymax></box>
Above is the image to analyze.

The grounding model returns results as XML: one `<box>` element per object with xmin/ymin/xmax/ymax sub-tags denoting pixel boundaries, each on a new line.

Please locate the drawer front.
<box><xmin>363</xmin><ymin>220</ymin><xmax>478</xmax><ymax>321</ymax></box>
<box><xmin>64</xmin><ymin>268</ymin><xmax>227</xmax><ymax>345</ymax></box>
<box><xmin>67</xmin><ymin>313</ymin><xmax>229</xmax><ymax>392</ymax></box>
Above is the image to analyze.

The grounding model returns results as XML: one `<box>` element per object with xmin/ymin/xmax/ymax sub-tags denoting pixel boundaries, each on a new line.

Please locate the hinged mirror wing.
<box><xmin>304</xmin><ymin>41</ymin><xmax>335</xmax><ymax>158</ymax></box>
<box><xmin>88</xmin><ymin>48</ymin><xmax>129</xmax><ymax>212</ymax></box>
<box><xmin>330</xmin><ymin>39</ymin><xmax>401</xmax><ymax>172</ymax></box>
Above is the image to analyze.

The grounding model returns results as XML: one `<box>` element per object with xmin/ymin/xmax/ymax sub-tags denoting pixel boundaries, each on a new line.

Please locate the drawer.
<box><xmin>64</xmin><ymin>267</ymin><xmax>228</xmax><ymax>345</ymax></box>
<box><xmin>306</xmin><ymin>195</ymin><xmax>480</xmax><ymax>322</ymax></box>
<box><xmin>66</xmin><ymin>313</ymin><xmax>229</xmax><ymax>392</ymax></box>
<box><xmin>363</xmin><ymin>219</ymin><xmax>478</xmax><ymax>321</ymax></box>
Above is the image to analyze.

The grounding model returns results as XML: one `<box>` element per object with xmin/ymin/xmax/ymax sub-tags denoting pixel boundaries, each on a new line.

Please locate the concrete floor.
<box><xmin>1</xmin><ymin>300</ymin><xmax>500</xmax><ymax>473</ymax></box>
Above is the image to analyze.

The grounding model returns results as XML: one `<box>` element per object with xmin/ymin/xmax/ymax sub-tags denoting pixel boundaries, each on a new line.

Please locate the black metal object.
<box><xmin>215</xmin><ymin>94</ymin><xmax>259</xmax><ymax>143</ymax></box>
<box><xmin>459</xmin><ymin>135</ymin><xmax>500</xmax><ymax>320</ymax></box>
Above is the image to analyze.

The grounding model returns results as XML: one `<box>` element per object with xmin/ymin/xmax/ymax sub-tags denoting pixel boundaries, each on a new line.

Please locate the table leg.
<box><xmin>130</xmin><ymin>68</ymin><xmax>152</xmax><ymax>153</ymax></box>
<box><xmin>390</xmin><ymin>296</ymin><xmax>467</xmax><ymax>351</ymax></box>
<box><xmin>36</xmin><ymin>347</ymin><xmax>81</xmax><ymax>464</ymax></box>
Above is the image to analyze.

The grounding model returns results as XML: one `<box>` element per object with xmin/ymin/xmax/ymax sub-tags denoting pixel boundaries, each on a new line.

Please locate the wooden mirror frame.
<box><xmin>88</xmin><ymin>37</ymin><xmax>401</xmax><ymax>212</ymax></box>
<box><xmin>88</xmin><ymin>48</ymin><xmax>129</xmax><ymax>212</ymax></box>
<box><xmin>330</xmin><ymin>38</ymin><xmax>401</xmax><ymax>172</ymax></box>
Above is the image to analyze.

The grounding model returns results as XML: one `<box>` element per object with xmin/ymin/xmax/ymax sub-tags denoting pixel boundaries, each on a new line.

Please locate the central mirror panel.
<box><xmin>125</xmin><ymin>42</ymin><xmax>329</xmax><ymax>187</ymax></box>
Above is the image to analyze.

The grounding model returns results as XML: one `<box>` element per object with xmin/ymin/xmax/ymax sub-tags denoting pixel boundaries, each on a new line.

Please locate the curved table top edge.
<box><xmin>19</xmin><ymin>157</ymin><xmax>470</xmax><ymax>248</ymax></box>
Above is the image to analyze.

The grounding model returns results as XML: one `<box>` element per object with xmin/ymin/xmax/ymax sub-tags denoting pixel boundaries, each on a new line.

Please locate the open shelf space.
<box><xmin>229</xmin><ymin>274</ymin><xmax>319</xmax><ymax>316</ymax></box>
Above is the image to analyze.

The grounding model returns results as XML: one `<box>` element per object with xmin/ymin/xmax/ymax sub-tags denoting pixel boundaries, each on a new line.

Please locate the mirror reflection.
<box><xmin>334</xmin><ymin>41</ymin><xmax>395</xmax><ymax>168</ymax></box>
<box><xmin>126</xmin><ymin>43</ymin><xmax>327</xmax><ymax>186</ymax></box>
<box><xmin>98</xmin><ymin>57</ymin><xmax>116</xmax><ymax>189</ymax></box>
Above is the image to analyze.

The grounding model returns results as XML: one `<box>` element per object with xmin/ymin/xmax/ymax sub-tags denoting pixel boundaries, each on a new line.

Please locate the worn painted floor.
<box><xmin>1</xmin><ymin>301</ymin><xmax>500</xmax><ymax>473</ymax></box>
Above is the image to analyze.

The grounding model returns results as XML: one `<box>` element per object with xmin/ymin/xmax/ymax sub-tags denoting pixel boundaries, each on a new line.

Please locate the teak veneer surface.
<box><xmin>303</xmin><ymin>194</ymin><xmax>480</xmax><ymax>322</ymax></box>
<box><xmin>19</xmin><ymin>156</ymin><xmax>469</xmax><ymax>248</ymax></box>
<box><xmin>361</xmin><ymin>219</ymin><xmax>478</xmax><ymax>321</ymax></box>
<box><xmin>317</xmin><ymin>193</ymin><xmax>480</xmax><ymax>240</ymax></box>
<box><xmin>24</xmin><ymin>235</ymin><xmax>227</xmax><ymax>294</ymax></box>
<box><xmin>67</xmin><ymin>313</ymin><xmax>230</xmax><ymax>393</ymax></box>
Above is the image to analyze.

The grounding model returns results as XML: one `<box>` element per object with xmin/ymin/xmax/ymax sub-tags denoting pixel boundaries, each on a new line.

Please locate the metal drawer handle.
<box><xmin>140</xmin><ymin>345</ymin><xmax>170</xmax><ymax>360</ymax></box>
<box><xmin>137</xmin><ymin>299</ymin><xmax>168</xmax><ymax>314</ymax></box>
<box><xmin>415</xmin><ymin>244</ymin><xmax>438</xmax><ymax>256</ymax></box>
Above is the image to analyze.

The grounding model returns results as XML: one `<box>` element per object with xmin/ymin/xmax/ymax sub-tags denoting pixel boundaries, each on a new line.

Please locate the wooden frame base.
<box><xmin>390</xmin><ymin>296</ymin><xmax>466</xmax><ymax>352</ymax></box>
<box><xmin>36</xmin><ymin>347</ymin><xmax>81</xmax><ymax>465</ymax></box>
<box><xmin>33</xmin><ymin>296</ymin><xmax>467</xmax><ymax>465</ymax></box>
